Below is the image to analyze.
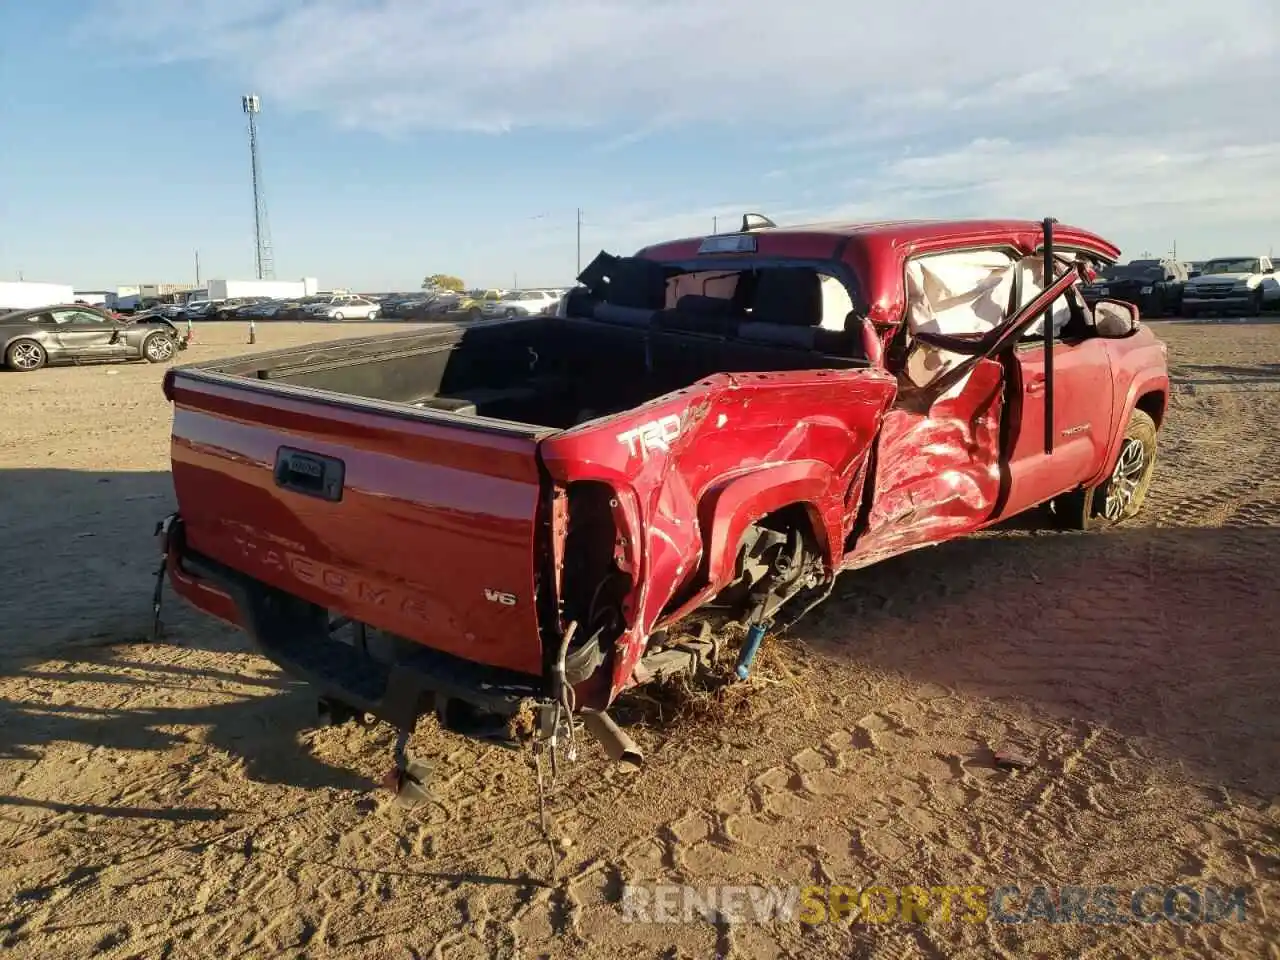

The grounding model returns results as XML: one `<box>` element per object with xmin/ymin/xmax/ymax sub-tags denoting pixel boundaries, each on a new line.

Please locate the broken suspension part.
<box><xmin>729</xmin><ymin>521</ymin><xmax>823</xmax><ymax>681</ymax></box>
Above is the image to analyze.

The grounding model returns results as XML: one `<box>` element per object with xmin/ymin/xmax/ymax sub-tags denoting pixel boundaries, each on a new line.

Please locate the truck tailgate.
<box><xmin>168</xmin><ymin>373</ymin><xmax>550</xmax><ymax>676</ymax></box>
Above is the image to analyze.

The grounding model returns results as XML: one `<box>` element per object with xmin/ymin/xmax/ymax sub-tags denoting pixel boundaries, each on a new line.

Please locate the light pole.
<box><xmin>242</xmin><ymin>93</ymin><xmax>274</xmax><ymax>344</ymax></box>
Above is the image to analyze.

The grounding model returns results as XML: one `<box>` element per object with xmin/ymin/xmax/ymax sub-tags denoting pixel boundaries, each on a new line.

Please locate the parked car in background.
<box><xmin>305</xmin><ymin>295</ymin><xmax>381</xmax><ymax>321</ymax></box>
<box><xmin>179</xmin><ymin>299</ymin><xmax>226</xmax><ymax>320</ymax></box>
<box><xmin>380</xmin><ymin>293</ymin><xmax>459</xmax><ymax>319</ymax></box>
<box><xmin>1080</xmin><ymin>258</ymin><xmax>1187</xmax><ymax>318</ymax></box>
<box><xmin>458</xmin><ymin>289</ymin><xmax>504</xmax><ymax>319</ymax></box>
<box><xmin>211</xmin><ymin>297</ymin><xmax>271</xmax><ymax>320</ymax></box>
<box><xmin>1180</xmin><ymin>256</ymin><xmax>1279</xmax><ymax>316</ymax></box>
<box><xmin>394</xmin><ymin>292</ymin><xmax>465</xmax><ymax>319</ymax></box>
<box><xmin>269</xmin><ymin>297</ymin><xmax>328</xmax><ymax>321</ymax></box>
<box><xmin>2</xmin><ymin>303</ymin><xmax>186</xmax><ymax>371</ymax></box>
<box><xmin>481</xmin><ymin>289</ymin><xmax>561</xmax><ymax>318</ymax></box>
<box><xmin>1185</xmin><ymin>261</ymin><xmax>1205</xmax><ymax>278</ymax></box>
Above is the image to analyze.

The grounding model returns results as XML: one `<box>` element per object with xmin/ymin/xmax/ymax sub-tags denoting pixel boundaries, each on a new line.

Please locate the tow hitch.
<box><xmin>150</xmin><ymin>513</ymin><xmax>179</xmax><ymax>642</ymax></box>
<box><xmin>381</xmin><ymin>729</ymin><xmax>433</xmax><ymax>808</ymax></box>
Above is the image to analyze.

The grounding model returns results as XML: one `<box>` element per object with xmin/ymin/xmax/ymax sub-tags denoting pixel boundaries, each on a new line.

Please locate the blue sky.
<box><xmin>1</xmin><ymin>0</ymin><xmax>1276</xmax><ymax>291</ymax></box>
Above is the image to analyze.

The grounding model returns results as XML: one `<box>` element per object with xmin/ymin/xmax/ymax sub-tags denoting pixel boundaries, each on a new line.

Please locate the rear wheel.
<box><xmin>1054</xmin><ymin>409</ymin><xmax>1158</xmax><ymax>531</ymax></box>
<box><xmin>142</xmin><ymin>331</ymin><xmax>175</xmax><ymax>363</ymax></box>
<box><xmin>5</xmin><ymin>339</ymin><xmax>46</xmax><ymax>372</ymax></box>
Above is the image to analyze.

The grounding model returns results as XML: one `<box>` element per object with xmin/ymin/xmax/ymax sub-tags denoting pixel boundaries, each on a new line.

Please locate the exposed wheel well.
<box><xmin>754</xmin><ymin>503</ymin><xmax>823</xmax><ymax>553</ymax></box>
<box><xmin>1134</xmin><ymin>390</ymin><xmax>1166</xmax><ymax>428</ymax></box>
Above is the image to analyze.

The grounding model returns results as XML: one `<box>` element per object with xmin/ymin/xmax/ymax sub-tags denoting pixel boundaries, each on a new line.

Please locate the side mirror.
<box><xmin>1093</xmin><ymin>299</ymin><xmax>1139</xmax><ymax>338</ymax></box>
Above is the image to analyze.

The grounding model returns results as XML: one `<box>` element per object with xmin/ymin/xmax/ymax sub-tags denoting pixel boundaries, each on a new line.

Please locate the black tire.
<box><xmin>5</xmin><ymin>339</ymin><xmax>46</xmax><ymax>372</ymax></box>
<box><xmin>142</xmin><ymin>331</ymin><xmax>176</xmax><ymax>364</ymax></box>
<box><xmin>1054</xmin><ymin>409</ymin><xmax>1158</xmax><ymax>531</ymax></box>
<box><xmin>1251</xmin><ymin>288</ymin><xmax>1264</xmax><ymax>316</ymax></box>
<box><xmin>504</xmin><ymin>308</ymin><xmax>517</xmax><ymax>318</ymax></box>
<box><xmin>1180</xmin><ymin>303</ymin><xmax>1198</xmax><ymax>319</ymax></box>
<box><xmin>468</xmin><ymin>307</ymin><xmax>481</xmax><ymax>320</ymax></box>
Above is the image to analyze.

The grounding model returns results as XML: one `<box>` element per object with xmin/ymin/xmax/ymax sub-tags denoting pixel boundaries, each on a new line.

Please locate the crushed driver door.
<box><xmin>845</xmin><ymin>265</ymin><xmax>1080</xmax><ymax>569</ymax></box>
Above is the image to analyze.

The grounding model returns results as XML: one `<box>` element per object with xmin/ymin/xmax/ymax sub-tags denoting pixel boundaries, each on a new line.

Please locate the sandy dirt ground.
<box><xmin>0</xmin><ymin>319</ymin><xmax>1276</xmax><ymax>959</ymax></box>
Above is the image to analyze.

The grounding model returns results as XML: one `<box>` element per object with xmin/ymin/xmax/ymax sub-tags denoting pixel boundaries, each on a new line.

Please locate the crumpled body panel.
<box><xmin>845</xmin><ymin>358</ymin><xmax>1006</xmax><ymax>570</ymax></box>
<box><xmin>539</xmin><ymin>366</ymin><xmax>899</xmax><ymax>700</ymax></box>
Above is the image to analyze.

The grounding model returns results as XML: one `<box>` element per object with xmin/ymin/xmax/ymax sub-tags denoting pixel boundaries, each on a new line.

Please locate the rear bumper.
<box><xmin>160</xmin><ymin>515</ymin><xmax>550</xmax><ymax>735</ymax></box>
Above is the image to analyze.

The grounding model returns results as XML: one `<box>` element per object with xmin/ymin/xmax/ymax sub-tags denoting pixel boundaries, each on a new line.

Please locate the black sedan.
<box><xmin>0</xmin><ymin>303</ymin><xmax>187</xmax><ymax>372</ymax></box>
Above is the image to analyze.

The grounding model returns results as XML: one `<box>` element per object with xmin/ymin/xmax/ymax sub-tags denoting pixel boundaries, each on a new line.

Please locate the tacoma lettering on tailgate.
<box><xmin>225</xmin><ymin>527</ymin><xmax>432</xmax><ymax>623</ymax></box>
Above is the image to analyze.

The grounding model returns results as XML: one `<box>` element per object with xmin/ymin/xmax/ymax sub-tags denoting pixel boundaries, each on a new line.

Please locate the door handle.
<box><xmin>1026</xmin><ymin>377</ymin><xmax>1046</xmax><ymax>395</ymax></box>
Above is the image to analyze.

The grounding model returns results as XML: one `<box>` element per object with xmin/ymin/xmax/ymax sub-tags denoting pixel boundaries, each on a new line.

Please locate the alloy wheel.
<box><xmin>1102</xmin><ymin>437</ymin><xmax>1148</xmax><ymax>522</ymax></box>
<box><xmin>10</xmin><ymin>342</ymin><xmax>44</xmax><ymax>370</ymax></box>
<box><xmin>146</xmin><ymin>335</ymin><xmax>174</xmax><ymax>361</ymax></box>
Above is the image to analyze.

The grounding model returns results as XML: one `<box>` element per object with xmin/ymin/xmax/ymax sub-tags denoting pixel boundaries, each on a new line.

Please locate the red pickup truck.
<box><xmin>157</xmin><ymin>216</ymin><xmax>1168</xmax><ymax>779</ymax></box>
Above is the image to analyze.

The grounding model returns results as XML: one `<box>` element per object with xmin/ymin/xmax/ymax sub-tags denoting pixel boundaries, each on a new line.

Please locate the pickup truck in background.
<box><xmin>157</xmin><ymin>215</ymin><xmax>1170</xmax><ymax>784</ymax></box>
<box><xmin>1080</xmin><ymin>257</ymin><xmax>1188</xmax><ymax>318</ymax></box>
<box><xmin>1180</xmin><ymin>255</ymin><xmax>1280</xmax><ymax>316</ymax></box>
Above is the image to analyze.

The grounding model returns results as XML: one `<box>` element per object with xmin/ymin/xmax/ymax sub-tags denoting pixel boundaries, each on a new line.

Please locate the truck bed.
<box><xmin>188</xmin><ymin>314</ymin><xmax>869</xmax><ymax>430</ymax></box>
<box><xmin>162</xmin><ymin>312</ymin><xmax>886</xmax><ymax>723</ymax></box>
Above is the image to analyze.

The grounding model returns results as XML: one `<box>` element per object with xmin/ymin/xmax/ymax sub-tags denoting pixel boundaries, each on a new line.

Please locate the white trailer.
<box><xmin>207</xmin><ymin>277</ymin><xmax>319</xmax><ymax>301</ymax></box>
<box><xmin>0</xmin><ymin>281</ymin><xmax>75</xmax><ymax>311</ymax></box>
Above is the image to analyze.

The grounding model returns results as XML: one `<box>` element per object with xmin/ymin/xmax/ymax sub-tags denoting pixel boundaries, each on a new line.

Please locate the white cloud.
<box><xmin>81</xmin><ymin>0</ymin><xmax>1277</xmax><ymax>136</ymax></box>
<box><xmin>832</xmin><ymin>136</ymin><xmax>1279</xmax><ymax>254</ymax></box>
<box><xmin>514</xmin><ymin>134</ymin><xmax>1279</xmax><ymax>272</ymax></box>
<box><xmin>73</xmin><ymin>0</ymin><xmax>1280</xmax><ymax>280</ymax></box>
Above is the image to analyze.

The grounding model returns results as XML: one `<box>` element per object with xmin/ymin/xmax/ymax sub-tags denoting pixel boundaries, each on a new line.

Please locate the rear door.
<box><xmin>169</xmin><ymin>373</ymin><xmax>553</xmax><ymax>676</ymax></box>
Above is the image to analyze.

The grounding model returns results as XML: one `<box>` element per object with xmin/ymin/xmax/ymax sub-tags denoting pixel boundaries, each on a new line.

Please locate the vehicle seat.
<box><xmin>749</xmin><ymin>267</ymin><xmax>824</xmax><ymax>326</ymax></box>
<box><xmin>739</xmin><ymin>267</ymin><xmax>853</xmax><ymax>353</ymax></box>
<box><xmin>675</xmin><ymin>294</ymin><xmax>737</xmax><ymax>318</ymax></box>
<box><xmin>590</xmin><ymin>302</ymin><xmax>658</xmax><ymax>328</ymax></box>
<box><xmin>658</xmin><ymin>295</ymin><xmax>742</xmax><ymax>336</ymax></box>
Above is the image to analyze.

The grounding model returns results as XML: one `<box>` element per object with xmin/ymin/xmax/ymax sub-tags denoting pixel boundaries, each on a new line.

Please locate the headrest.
<box><xmin>750</xmin><ymin>268</ymin><xmax>824</xmax><ymax>326</ymax></box>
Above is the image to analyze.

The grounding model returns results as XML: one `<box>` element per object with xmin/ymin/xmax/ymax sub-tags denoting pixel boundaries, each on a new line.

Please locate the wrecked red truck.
<box><xmin>157</xmin><ymin>215</ymin><xmax>1169</xmax><ymax>780</ymax></box>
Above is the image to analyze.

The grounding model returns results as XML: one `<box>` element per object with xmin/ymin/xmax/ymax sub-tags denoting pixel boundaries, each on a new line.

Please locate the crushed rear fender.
<box><xmin>539</xmin><ymin>366</ymin><xmax>898</xmax><ymax>702</ymax></box>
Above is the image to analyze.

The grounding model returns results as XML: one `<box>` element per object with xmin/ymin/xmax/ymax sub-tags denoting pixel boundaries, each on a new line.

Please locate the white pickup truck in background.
<box><xmin>1181</xmin><ymin>256</ymin><xmax>1280</xmax><ymax>317</ymax></box>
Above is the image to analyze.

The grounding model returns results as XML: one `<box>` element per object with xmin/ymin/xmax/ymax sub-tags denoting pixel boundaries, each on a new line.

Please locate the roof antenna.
<box><xmin>741</xmin><ymin>213</ymin><xmax>777</xmax><ymax>232</ymax></box>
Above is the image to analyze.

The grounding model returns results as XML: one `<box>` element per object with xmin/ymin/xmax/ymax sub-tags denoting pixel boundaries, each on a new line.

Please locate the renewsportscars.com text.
<box><xmin>620</xmin><ymin>883</ymin><xmax>1251</xmax><ymax>926</ymax></box>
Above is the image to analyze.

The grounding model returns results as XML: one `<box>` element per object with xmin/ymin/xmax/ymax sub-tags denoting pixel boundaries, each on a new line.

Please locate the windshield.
<box><xmin>1202</xmin><ymin>258</ymin><xmax>1260</xmax><ymax>275</ymax></box>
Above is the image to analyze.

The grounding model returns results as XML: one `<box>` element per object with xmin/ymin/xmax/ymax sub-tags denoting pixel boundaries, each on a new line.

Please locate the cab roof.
<box><xmin>638</xmin><ymin>217</ymin><xmax>1122</xmax><ymax>264</ymax></box>
<box><xmin>635</xmin><ymin>217</ymin><xmax>1122</xmax><ymax>328</ymax></box>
